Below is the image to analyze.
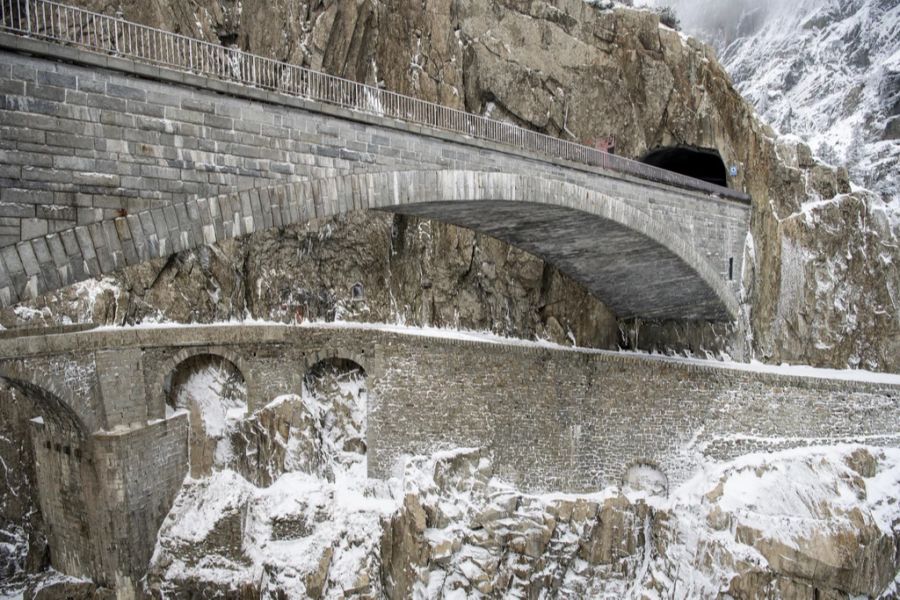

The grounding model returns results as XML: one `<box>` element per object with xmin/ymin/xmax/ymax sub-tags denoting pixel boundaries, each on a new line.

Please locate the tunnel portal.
<box><xmin>641</xmin><ymin>146</ymin><xmax>729</xmax><ymax>188</ymax></box>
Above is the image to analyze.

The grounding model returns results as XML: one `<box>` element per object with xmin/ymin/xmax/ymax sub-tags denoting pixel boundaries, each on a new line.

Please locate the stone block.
<box><xmin>0</xmin><ymin>203</ymin><xmax>33</xmax><ymax>218</ymax></box>
<box><xmin>76</xmin><ymin>207</ymin><xmax>103</xmax><ymax>225</ymax></box>
<box><xmin>106</xmin><ymin>82</ymin><xmax>146</xmax><ymax>101</ymax></box>
<box><xmin>21</xmin><ymin>218</ymin><xmax>48</xmax><ymax>240</ymax></box>
<box><xmin>15</xmin><ymin>241</ymin><xmax>40</xmax><ymax>276</ymax></box>
<box><xmin>74</xmin><ymin>172</ymin><xmax>120</xmax><ymax>187</ymax></box>
<box><xmin>0</xmin><ymin>245</ymin><xmax>24</xmax><ymax>274</ymax></box>
<box><xmin>46</xmin><ymin>233</ymin><xmax>68</xmax><ymax>268</ymax></box>
<box><xmin>36</xmin><ymin>205</ymin><xmax>77</xmax><ymax>221</ymax></box>
<box><xmin>73</xmin><ymin>226</ymin><xmax>96</xmax><ymax>260</ymax></box>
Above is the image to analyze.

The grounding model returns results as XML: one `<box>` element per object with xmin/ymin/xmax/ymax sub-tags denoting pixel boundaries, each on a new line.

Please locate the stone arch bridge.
<box><xmin>1</xmin><ymin>322</ymin><xmax>898</xmax><ymax>589</ymax></box>
<box><xmin>0</xmin><ymin>33</ymin><xmax>750</xmax><ymax>321</ymax></box>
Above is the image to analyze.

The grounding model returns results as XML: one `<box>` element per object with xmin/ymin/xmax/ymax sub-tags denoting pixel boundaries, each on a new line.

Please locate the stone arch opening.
<box><xmin>0</xmin><ymin>377</ymin><xmax>96</xmax><ymax>582</ymax></box>
<box><xmin>623</xmin><ymin>461</ymin><xmax>669</xmax><ymax>497</ymax></box>
<box><xmin>164</xmin><ymin>354</ymin><xmax>247</xmax><ymax>477</ymax></box>
<box><xmin>350</xmin><ymin>282</ymin><xmax>366</xmax><ymax>302</ymax></box>
<box><xmin>302</xmin><ymin>358</ymin><xmax>368</xmax><ymax>477</ymax></box>
<box><xmin>641</xmin><ymin>146</ymin><xmax>728</xmax><ymax>187</ymax></box>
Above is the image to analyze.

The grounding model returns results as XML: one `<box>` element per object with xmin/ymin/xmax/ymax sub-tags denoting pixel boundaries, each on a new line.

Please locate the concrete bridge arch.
<box><xmin>7</xmin><ymin>169</ymin><xmax>740</xmax><ymax>322</ymax></box>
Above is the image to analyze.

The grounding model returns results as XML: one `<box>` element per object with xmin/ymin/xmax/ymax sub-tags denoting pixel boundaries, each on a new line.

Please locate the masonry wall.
<box><xmin>29</xmin><ymin>417</ymin><xmax>97</xmax><ymax>580</ymax></box>
<box><xmin>365</xmin><ymin>336</ymin><xmax>900</xmax><ymax>491</ymax></box>
<box><xmin>25</xmin><ymin>325</ymin><xmax>888</xmax><ymax>493</ymax></box>
<box><xmin>0</xmin><ymin>40</ymin><xmax>749</xmax><ymax>306</ymax></box>
<box><xmin>91</xmin><ymin>414</ymin><xmax>189</xmax><ymax>588</ymax></box>
<box><xmin>6</xmin><ymin>325</ymin><xmax>897</xmax><ymax>494</ymax></box>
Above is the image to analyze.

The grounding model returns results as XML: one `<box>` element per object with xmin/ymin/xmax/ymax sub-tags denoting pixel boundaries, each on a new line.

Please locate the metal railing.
<box><xmin>0</xmin><ymin>0</ymin><xmax>750</xmax><ymax>202</ymax></box>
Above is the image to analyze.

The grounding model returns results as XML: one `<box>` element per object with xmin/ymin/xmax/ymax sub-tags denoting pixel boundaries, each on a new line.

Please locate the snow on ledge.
<box><xmin>88</xmin><ymin>319</ymin><xmax>900</xmax><ymax>385</ymax></box>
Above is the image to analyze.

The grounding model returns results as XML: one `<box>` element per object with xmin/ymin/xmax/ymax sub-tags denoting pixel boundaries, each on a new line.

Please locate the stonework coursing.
<box><xmin>0</xmin><ymin>41</ymin><xmax>749</xmax><ymax>321</ymax></box>
<box><xmin>1</xmin><ymin>324</ymin><xmax>896</xmax><ymax>492</ymax></box>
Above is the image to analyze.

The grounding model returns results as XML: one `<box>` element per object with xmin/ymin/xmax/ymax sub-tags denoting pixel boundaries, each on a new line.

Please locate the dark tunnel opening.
<box><xmin>641</xmin><ymin>146</ymin><xmax>729</xmax><ymax>187</ymax></box>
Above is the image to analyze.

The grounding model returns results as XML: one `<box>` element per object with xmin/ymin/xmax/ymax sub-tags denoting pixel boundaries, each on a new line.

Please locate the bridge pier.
<box><xmin>29</xmin><ymin>414</ymin><xmax>188</xmax><ymax>596</ymax></box>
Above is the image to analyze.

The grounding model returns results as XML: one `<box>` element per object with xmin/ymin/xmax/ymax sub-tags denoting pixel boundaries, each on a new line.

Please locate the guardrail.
<box><xmin>0</xmin><ymin>0</ymin><xmax>750</xmax><ymax>202</ymax></box>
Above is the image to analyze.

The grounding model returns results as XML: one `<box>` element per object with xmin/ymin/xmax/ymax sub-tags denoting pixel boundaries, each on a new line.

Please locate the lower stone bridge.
<box><xmin>1</xmin><ymin>323</ymin><xmax>898</xmax><ymax>589</ymax></box>
<box><xmin>4</xmin><ymin>322</ymin><xmax>898</xmax><ymax>486</ymax></box>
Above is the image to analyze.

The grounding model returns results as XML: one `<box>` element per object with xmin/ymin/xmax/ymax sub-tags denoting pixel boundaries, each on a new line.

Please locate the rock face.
<box><xmin>664</xmin><ymin>0</ymin><xmax>900</xmax><ymax>199</ymax></box>
<box><xmin>755</xmin><ymin>193</ymin><xmax>900</xmax><ymax>370</ymax></box>
<box><xmin>3</xmin><ymin>213</ymin><xmax>621</xmax><ymax>350</ymax></box>
<box><xmin>7</xmin><ymin>0</ymin><xmax>894</xmax><ymax>369</ymax></box>
<box><xmin>650</xmin><ymin>445</ymin><xmax>900</xmax><ymax>599</ymax></box>
<box><xmin>147</xmin><ymin>436</ymin><xmax>900</xmax><ymax>598</ymax></box>
<box><xmin>147</xmin><ymin>370</ymin><xmax>900</xmax><ymax>599</ymax></box>
<box><xmin>0</xmin><ymin>381</ymin><xmax>51</xmax><ymax>591</ymax></box>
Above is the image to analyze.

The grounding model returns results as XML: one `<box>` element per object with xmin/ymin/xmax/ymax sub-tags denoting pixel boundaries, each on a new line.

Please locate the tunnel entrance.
<box><xmin>641</xmin><ymin>146</ymin><xmax>728</xmax><ymax>187</ymax></box>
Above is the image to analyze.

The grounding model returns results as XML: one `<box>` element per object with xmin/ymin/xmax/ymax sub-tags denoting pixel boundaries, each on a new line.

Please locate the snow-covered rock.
<box><xmin>149</xmin><ymin>426</ymin><xmax>900</xmax><ymax>598</ymax></box>
<box><xmin>647</xmin><ymin>0</ymin><xmax>900</xmax><ymax>200</ymax></box>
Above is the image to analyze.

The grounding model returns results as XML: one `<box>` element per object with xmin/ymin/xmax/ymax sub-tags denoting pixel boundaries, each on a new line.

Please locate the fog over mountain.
<box><xmin>640</xmin><ymin>0</ymin><xmax>900</xmax><ymax>200</ymax></box>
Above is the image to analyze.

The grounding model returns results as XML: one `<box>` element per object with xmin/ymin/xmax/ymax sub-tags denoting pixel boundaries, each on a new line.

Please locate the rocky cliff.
<box><xmin>4</xmin><ymin>0</ymin><xmax>895</xmax><ymax>370</ymax></box>
<box><xmin>144</xmin><ymin>382</ymin><xmax>900</xmax><ymax>599</ymax></box>
<box><xmin>143</xmin><ymin>364</ymin><xmax>900</xmax><ymax>598</ymax></box>
<box><xmin>652</xmin><ymin>0</ymin><xmax>900</xmax><ymax>200</ymax></box>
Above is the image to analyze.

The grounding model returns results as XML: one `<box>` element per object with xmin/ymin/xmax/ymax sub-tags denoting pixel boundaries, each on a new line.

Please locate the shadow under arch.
<box><xmin>150</xmin><ymin>347</ymin><xmax>250</xmax><ymax>419</ymax></box>
<box><xmin>302</xmin><ymin>355</ymin><xmax>369</xmax><ymax>473</ymax></box>
<box><xmin>0</xmin><ymin>377</ymin><xmax>88</xmax><ymax>436</ymax></box>
<box><xmin>162</xmin><ymin>351</ymin><xmax>248</xmax><ymax>478</ymax></box>
<box><xmin>163</xmin><ymin>352</ymin><xmax>248</xmax><ymax>412</ymax></box>
<box><xmin>622</xmin><ymin>459</ymin><xmax>669</xmax><ymax>497</ymax></box>
<box><xmin>0</xmin><ymin>363</ymin><xmax>96</xmax><ymax>433</ymax></box>
<box><xmin>7</xmin><ymin>169</ymin><xmax>741</xmax><ymax>322</ymax></box>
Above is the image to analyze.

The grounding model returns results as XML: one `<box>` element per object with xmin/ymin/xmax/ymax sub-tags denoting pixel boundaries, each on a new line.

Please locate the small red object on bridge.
<box><xmin>588</xmin><ymin>136</ymin><xmax>616</xmax><ymax>154</ymax></box>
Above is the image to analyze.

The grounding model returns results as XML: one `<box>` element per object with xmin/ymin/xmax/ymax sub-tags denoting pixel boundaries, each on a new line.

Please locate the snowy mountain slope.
<box><xmin>641</xmin><ymin>0</ymin><xmax>900</xmax><ymax>200</ymax></box>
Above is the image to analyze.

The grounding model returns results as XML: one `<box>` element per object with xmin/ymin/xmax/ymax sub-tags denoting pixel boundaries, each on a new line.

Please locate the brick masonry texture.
<box><xmin>0</xmin><ymin>39</ymin><xmax>749</xmax><ymax>321</ymax></box>
<box><xmin>2</xmin><ymin>324</ymin><xmax>896</xmax><ymax>494</ymax></box>
<box><xmin>29</xmin><ymin>409</ymin><xmax>188</xmax><ymax>589</ymax></box>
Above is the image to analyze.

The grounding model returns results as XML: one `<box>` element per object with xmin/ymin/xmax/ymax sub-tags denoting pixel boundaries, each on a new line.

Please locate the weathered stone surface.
<box><xmin>4</xmin><ymin>213</ymin><xmax>623</xmax><ymax>350</ymax></box>
<box><xmin>227</xmin><ymin>394</ymin><xmax>325</xmax><ymax>487</ymax></box>
<box><xmin>396</xmin><ymin>447</ymin><xmax>900</xmax><ymax>599</ymax></box>
<box><xmin>0</xmin><ymin>46</ymin><xmax>749</xmax><ymax>322</ymax></box>
<box><xmin>24</xmin><ymin>576</ymin><xmax>98</xmax><ymax>600</ymax></box>
<box><xmin>3</xmin><ymin>0</ymin><xmax>891</xmax><ymax>368</ymax></box>
<box><xmin>751</xmin><ymin>193</ymin><xmax>900</xmax><ymax>370</ymax></box>
<box><xmin>1</xmin><ymin>323</ymin><xmax>897</xmax><ymax>492</ymax></box>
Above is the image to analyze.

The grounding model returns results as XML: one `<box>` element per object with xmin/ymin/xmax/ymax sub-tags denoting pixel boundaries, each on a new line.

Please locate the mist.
<box><xmin>635</xmin><ymin>0</ymin><xmax>785</xmax><ymax>51</ymax></box>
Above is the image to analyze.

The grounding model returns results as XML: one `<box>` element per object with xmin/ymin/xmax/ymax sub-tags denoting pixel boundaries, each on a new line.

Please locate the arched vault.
<box><xmin>2</xmin><ymin>170</ymin><xmax>740</xmax><ymax>321</ymax></box>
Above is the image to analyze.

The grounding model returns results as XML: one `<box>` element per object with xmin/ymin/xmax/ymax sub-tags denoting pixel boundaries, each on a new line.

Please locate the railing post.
<box><xmin>114</xmin><ymin>11</ymin><xmax>120</xmax><ymax>54</ymax></box>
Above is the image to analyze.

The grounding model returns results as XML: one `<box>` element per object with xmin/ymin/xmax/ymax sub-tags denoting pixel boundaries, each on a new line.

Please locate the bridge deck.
<box><xmin>0</xmin><ymin>18</ymin><xmax>750</xmax><ymax>321</ymax></box>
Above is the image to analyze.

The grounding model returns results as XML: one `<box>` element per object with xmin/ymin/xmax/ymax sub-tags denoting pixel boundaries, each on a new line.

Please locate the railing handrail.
<box><xmin>0</xmin><ymin>0</ymin><xmax>750</xmax><ymax>202</ymax></box>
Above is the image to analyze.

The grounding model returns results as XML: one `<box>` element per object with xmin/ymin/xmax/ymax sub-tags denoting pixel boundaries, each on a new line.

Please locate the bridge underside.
<box><xmin>0</xmin><ymin>45</ymin><xmax>748</xmax><ymax>321</ymax></box>
<box><xmin>0</xmin><ymin>170</ymin><xmax>740</xmax><ymax>322</ymax></box>
<box><xmin>389</xmin><ymin>201</ymin><xmax>730</xmax><ymax>321</ymax></box>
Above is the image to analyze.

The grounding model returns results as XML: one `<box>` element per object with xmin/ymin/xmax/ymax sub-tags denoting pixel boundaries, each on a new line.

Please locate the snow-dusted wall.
<box><xmin>2</xmin><ymin>324</ymin><xmax>897</xmax><ymax>494</ymax></box>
